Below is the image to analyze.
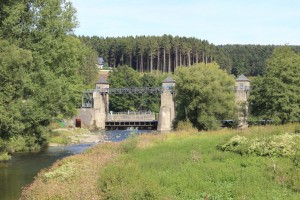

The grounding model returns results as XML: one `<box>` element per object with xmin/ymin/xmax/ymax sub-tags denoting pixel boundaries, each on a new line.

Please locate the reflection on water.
<box><xmin>0</xmin><ymin>143</ymin><xmax>94</xmax><ymax>200</ymax></box>
<box><xmin>0</xmin><ymin>130</ymin><xmax>150</xmax><ymax>200</ymax></box>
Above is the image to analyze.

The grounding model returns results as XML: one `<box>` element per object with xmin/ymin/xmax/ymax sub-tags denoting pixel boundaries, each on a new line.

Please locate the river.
<box><xmin>0</xmin><ymin>130</ymin><xmax>148</xmax><ymax>200</ymax></box>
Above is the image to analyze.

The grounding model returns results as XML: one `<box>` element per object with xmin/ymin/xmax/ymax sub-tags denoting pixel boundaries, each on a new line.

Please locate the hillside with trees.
<box><xmin>79</xmin><ymin>35</ymin><xmax>232</xmax><ymax>73</ymax></box>
<box><xmin>80</xmin><ymin>35</ymin><xmax>300</xmax><ymax>77</ymax></box>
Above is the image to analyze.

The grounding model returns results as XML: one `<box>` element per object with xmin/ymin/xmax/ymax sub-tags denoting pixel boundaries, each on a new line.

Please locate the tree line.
<box><xmin>79</xmin><ymin>35</ymin><xmax>232</xmax><ymax>73</ymax></box>
<box><xmin>80</xmin><ymin>35</ymin><xmax>300</xmax><ymax>77</ymax></box>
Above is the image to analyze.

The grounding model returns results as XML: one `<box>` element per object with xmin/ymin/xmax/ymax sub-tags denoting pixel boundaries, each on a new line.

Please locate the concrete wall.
<box><xmin>75</xmin><ymin>108</ymin><xmax>95</xmax><ymax>128</ymax></box>
<box><xmin>157</xmin><ymin>91</ymin><xmax>175</xmax><ymax>132</ymax></box>
<box><xmin>235</xmin><ymin>79</ymin><xmax>250</xmax><ymax>126</ymax></box>
<box><xmin>92</xmin><ymin>92</ymin><xmax>108</xmax><ymax>129</ymax></box>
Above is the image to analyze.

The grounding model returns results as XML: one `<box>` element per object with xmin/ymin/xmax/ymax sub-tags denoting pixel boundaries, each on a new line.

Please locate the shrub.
<box><xmin>49</xmin><ymin>136</ymin><xmax>71</xmax><ymax>145</ymax></box>
<box><xmin>118</xmin><ymin>137</ymin><xmax>138</xmax><ymax>153</ymax></box>
<box><xmin>43</xmin><ymin>161</ymin><xmax>76</xmax><ymax>182</ymax></box>
<box><xmin>175</xmin><ymin>120</ymin><xmax>198</xmax><ymax>132</ymax></box>
<box><xmin>218</xmin><ymin>133</ymin><xmax>300</xmax><ymax>157</ymax></box>
<box><xmin>0</xmin><ymin>152</ymin><xmax>11</xmax><ymax>161</ymax></box>
<box><xmin>6</xmin><ymin>136</ymin><xmax>26</xmax><ymax>152</ymax></box>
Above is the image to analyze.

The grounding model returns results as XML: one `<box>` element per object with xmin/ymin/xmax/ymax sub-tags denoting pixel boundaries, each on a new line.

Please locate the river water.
<box><xmin>0</xmin><ymin>130</ymin><xmax>147</xmax><ymax>200</ymax></box>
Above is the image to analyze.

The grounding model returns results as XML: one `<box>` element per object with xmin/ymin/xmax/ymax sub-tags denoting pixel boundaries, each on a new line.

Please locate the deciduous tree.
<box><xmin>174</xmin><ymin>63</ymin><xmax>236</xmax><ymax>130</ymax></box>
<box><xmin>249</xmin><ymin>47</ymin><xmax>300</xmax><ymax>123</ymax></box>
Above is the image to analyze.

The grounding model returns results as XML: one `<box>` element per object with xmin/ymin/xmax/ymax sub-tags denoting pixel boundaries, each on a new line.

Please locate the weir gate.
<box><xmin>105</xmin><ymin>111</ymin><xmax>158</xmax><ymax>130</ymax></box>
<box><xmin>77</xmin><ymin>76</ymin><xmax>176</xmax><ymax>131</ymax></box>
<box><xmin>76</xmin><ymin>74</ymin><xmax>251</xmax><ymax>130</ymax></box>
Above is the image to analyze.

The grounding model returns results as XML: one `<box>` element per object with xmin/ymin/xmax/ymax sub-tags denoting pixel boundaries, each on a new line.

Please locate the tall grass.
<box><xmin>99</xmin><ymin>124</ymin><xmax>300</xmax><ymax>199</ymax></box>
<box><xmin>21</xmin><ymin>124</ymin><xmax>300</xmax><ymax>199</ymax></box>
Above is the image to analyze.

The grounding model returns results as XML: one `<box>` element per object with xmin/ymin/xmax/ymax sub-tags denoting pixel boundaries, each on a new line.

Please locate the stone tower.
<box><xmin>235</xmin><ymin>74</ymin><xmax>250</xmax><ymax>126</ymax></box>
<box><xmin>93</xmin><ymin>77</ymin><xmax>109</xmax><ymax>129</ymax></box>
<box><xmin>157</xmin><ymin>76</ymin><xmax>175</xmax><ymax>132</ymax></box>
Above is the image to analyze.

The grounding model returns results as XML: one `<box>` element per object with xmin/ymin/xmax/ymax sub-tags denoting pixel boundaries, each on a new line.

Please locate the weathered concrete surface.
<box><xmin>93</xmin><ymin>92</ymin><xmax>108</xmax><ymax>129</ymax></box>
<box><xmin>157</xmin><ymin>91</ymin><xmax>175</xmax><ymax>132</ymax></box>
<box><xmin>76</xmin><ymin>108</ymin><xmax>95</xmax><ymax>127</ymax></box>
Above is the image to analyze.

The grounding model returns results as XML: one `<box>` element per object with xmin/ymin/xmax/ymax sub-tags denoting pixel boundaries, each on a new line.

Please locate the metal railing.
<box><xmin>106</xmin><ymin>111</ymin><xmax>156</xmax><ymax>121</ymax></box>
<box><xmin>84</xmin><ymin>87</ymin><xmax>175</xmax><ymax>95</ymax></box>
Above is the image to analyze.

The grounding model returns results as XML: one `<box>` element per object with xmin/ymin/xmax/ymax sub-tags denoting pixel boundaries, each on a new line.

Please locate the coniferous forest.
<box><xmin>79</xmin><ymin>35</ymin><xmax>300</xmax><ymax>76</ymax></box>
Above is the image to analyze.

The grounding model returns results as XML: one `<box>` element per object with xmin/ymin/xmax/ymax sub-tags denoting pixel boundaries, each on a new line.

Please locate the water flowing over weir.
<box><xmin>0</xmin><ymin>130</ymin><xmax>150</xmax><ymax>200</ymax></box>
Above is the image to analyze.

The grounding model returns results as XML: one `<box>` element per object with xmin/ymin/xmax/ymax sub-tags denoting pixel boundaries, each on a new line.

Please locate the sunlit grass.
<box><xmin>21</xmin><ymin>123</ymin><xmax>300</xmax><ymax>199</ymax></box>
<box><xmin>99</xmin><ymin>124</ymin><xmax>300</xmax><ymax>199</ymax></box>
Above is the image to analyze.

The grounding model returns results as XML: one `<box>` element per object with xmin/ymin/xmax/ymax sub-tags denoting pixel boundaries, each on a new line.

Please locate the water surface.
<box><xmin>0</xmin><ymin>130</ymin><xmax>150</xmax><ymax>200</ymax></box>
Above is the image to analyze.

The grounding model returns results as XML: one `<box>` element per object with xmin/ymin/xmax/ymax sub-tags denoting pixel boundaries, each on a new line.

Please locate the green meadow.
<box><xmin>22</xmin><ymin>124</ymin><xmax>300</xmax><ymax>199</ymax></box>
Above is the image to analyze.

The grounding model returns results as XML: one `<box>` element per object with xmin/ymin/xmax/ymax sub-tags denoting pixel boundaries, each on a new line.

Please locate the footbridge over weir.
<box><xmin>76</xmin><ymin>76</ymin><xmax>176</xmax><ymax>132</ymax></box>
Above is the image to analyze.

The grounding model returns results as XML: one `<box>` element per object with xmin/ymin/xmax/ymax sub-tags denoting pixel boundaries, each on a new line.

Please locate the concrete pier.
<box><xmin>157</xmin><ymin>76</ymin><xmax>176</xmax><ymax>132</ymax></box>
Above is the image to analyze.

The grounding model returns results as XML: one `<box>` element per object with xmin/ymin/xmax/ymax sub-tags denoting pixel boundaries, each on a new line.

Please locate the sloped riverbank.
<box><xmin>20</xmin><ymin>124</ymin><xmax>300</xmax><ymax>199</ymax></box>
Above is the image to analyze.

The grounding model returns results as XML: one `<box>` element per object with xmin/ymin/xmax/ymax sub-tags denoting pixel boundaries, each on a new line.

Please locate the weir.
<box><xmin>77</xmin><ymin>74</ymin><xmax>250</xmax><ymax>131</ymax></box>
<box><xmin>77</xmin><ymin>76</ymin><xmax>176</xmax><ymax>131</ymax></box>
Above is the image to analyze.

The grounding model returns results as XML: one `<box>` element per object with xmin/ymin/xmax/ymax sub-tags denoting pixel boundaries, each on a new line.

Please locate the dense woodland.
<box><xmin>79</xmin><ymin>35</ymin><xmax>232</xmax><ymax>73</ymax></box>
<box><xmin>0</xmin><ymin>0</ymin><xmax>98</xmax><ymax>153</ymax></box>
<box><xmin>79</xmin><ymin>35</ymin><xmax>300</xmax><ymax>76</ymax></box>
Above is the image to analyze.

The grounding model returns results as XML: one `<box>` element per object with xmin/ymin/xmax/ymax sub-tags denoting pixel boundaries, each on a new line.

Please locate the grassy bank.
<box><xmin>21</xmin><ymin>124</ymin><xmax>300</xmax><ymax>199</ymax></box>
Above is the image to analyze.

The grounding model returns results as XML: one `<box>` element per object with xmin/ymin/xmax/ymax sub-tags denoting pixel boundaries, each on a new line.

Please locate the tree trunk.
<box><xmin>150</xmin><ymin>54</ymin><xmax>153</xmax><ymax>72</ymax></box>
<box><xmin>129</xmin><ymin>54</ymin><xmax>132</xmax><ymax>67</ymax></box>
<box><xmin>157</xmin><ymin>49</ymin><xmax>160</xmax><ymax>72</ymax></box>
<box><xmin>136</xmin><ymin>55</ymin><xmax>139</xmax><ymax>71</ymax></box>
<box><xmin>188</xmin><ymin>52</ymin><xmax>191</xmax><ymax>66</ymax></box>
<box><xmin>195</xmin><ymin>51</ymin><xmax>199</xmax><ymax>64</ymax></box>
<box><xmin>179</xmin><ymin>49</ymin><xmax>182</xmax><ymax>66</ymax></box>
<box><xmin>168</xmin><ymin>51</ymin><xmax>171</xmax><ymax>72</ymax></box>
<box><xmin>163</xmin><ymin>48</ymin><xmax>166</xmax><ymax>73</ymax></box>
<box><xmin>175</xmin><ymin>47</ymin><xmax>178</xmax><ymax>70</ymax></box>
<box><xmin>140</xmin><ymin>53</ymin><xmax>143</xmax><ymax>72</ymax></box>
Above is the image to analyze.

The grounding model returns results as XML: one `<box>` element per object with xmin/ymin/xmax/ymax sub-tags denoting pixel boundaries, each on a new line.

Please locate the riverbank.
<box><xmin>48</xmin><ymin>128</ymin><xmax>105</xmax><ymax>146</ymax></box>
<box><xmin>21</xmin><ymin>124</ymin><xmax>300</xmax><ymax>199</ymax></box>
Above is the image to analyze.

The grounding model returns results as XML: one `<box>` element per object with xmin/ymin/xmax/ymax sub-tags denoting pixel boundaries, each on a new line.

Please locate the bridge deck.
<box><xmin>105</xmin><ymin>120</ymin><xmax>158</xmax><ymax>130</ymax></box>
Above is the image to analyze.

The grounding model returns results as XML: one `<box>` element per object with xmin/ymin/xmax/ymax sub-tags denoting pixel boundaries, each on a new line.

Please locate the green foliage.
<box><xmin>249</xmin><ymin>47</ymin><xmax>300</xmax><ymax>124</ymax></box>
<box><xmin>108</xmin><ymin>65</ymin><xmax>164</xmax><ymax>112</ymax></box>
<box><xmin>118</xmin><ymin>137</ymin><xmax>139</xmax><ymax>153</ymax></box>
<box><xmin>43</xmin><ymin>161</ymin><xmax>76</xmax><ymax>182</ymax></box>
<box><xmin>0</xmin><ymin>1</ymin><xmax>96</xmax><ymax>150</ymax></box>
<box><xmin>174</xmin><ymin>120</ymin><xmax>197</xmax><ymax>132</ymax></box>
<box><xmin>99</xmin><ymin>158</ymin><xmax>162</xmax><ymax>199</ymax></box>
<box><xmin>6</xmin><ymin>135</ymin><xmax>41</xmax><ymax>153</ymax></box>
<box><xmin>108</xmin><ymin>65</ymin><xmax>142</xmax><ymax>111</ymax></box>
<box><xmin>79</xmin><ymin>35</ymin><xmax>231</xmax><ymax>73</ymax></box>
<box><xmin>218</xmin><ymin>133</ymin><xmax>300</xmax><ymax>157</ymax></box>
<box><xmin>0</xmin><ymin>152</ymin><xmax>11</xmax><ymax>162</ymax></box>
<box><xmin>98</xmin><ymin>126</ymin><xmax>300</xmax><ymax>199</ymax></box>
<box><xmin>49</xmin><ymin>136</ymin><xmax>72</xmax><ymax>145</ymax></box>
<box><xmin>174</xmin><ymin>63</ymin><xmax>236</xmax><ymax>130</ymax></box>
<box><xmin>220</xmin><ymin>45</ymin><xmax>275</xmax><ymax>76</ymax></box>
<box><xmin>295</xmin><ymin>125</ymin><xmax>300</xmax><ymax>134</ymax></box>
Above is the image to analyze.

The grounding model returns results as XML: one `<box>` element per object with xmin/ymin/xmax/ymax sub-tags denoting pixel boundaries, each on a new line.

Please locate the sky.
<box><xmin>70</xmin><ymin>0</ymin><xmax>300</xmax><ymax>45</ymax></box>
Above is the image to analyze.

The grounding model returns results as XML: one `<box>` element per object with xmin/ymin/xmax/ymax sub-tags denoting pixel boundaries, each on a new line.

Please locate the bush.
<box><xmin>4</xmin><ymin>135</ymin><xmax>41</xmax><ymax>153</ymax></box>
<box><xmin>217</xmin><ymin>133</ymin><xmax>300</xmax><ymax>157</ymax></box>
<box><xmin>0</xmin><ymin>152</ymin><xmax>11</xmax><ymax>161</ymax></box>
<box><xmin>118</xmin><ymin>137</ymin><xmax>138</xmax><ymax>153</ymax></box>
<box><xmin>175</xmin><ymin>120</ymin><xmax>197</xmax><ymax>132</ymax></box>
<box><xmin>43</xmin><ymin>161</ymin><xmax>76</xmax><ymax>182</ymax></box>
<box><xmin>49</xmin><ymin>136</ymin><xmax>71</xmax><ymax>145</ymax></box>
<box><xmin>6</xmin><ymin>136</ymin><xmax>27</xmax><ymax>152</ymax></box>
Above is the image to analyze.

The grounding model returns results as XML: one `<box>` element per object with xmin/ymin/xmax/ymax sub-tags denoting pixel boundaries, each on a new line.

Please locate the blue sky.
<box><xmin>70</xmin><ymin>0</ymin><xmax>300</xmax><ymax>45</ymax></box>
